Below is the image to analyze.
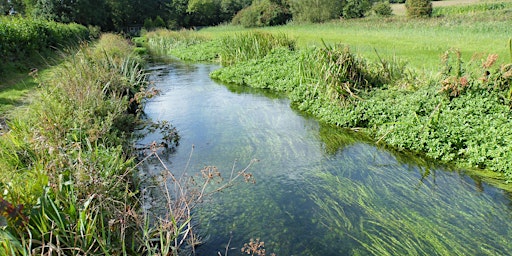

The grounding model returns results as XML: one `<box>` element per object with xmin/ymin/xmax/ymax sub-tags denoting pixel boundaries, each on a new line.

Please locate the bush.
<box><xmin>372</xmin><ymin>1</ymin><xmax>393</xmax><ymax>16</ymax></box>
<box><xmin>342</xmin><ymin>0</ymin><xmax>371</xmax><ymax>18</ymax></box>
<box><xmin>0</xmin><ymin>16</ymin><xmax>89</xmax><ymax>63</ymax></box>
<box><xmin>231</xmin><ymin>0</ymin><xmax>290</xmax><ymax>28</ymax></box>
<box><xmin>143</xmin><ymin>17</ymin><xmax>154</xmax><ymax>30</ymax></box>
<box><xmin>288</xmin><ymin>0</ymin><xmax>342</xmax><ymax>23</ymax></box>
<box><xmin>405</xmin><ymin>0</ymin><xmax>433</xmax><ymax>18</ymax></box>
<box><xmin>154</xmin><ymin>15</ymin><xmax>166</xmax><ymax>28</ymax></box>
<box><xmin>218</xmin><ymin>31</ymin><xmax>296</xmax><ymax>66</ymax></box>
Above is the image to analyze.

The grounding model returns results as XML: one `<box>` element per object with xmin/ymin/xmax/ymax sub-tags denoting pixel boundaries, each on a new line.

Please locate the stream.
<box><xmin>139</xmin><ymin>60</ymin><xmax>512</xmax><ymax>255</ymax></box>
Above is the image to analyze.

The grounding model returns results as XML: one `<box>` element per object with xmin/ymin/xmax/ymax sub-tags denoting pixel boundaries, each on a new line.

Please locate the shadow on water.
<box><xmin>140</xmin><ymin>61</ymin><xmax>512</xmax><ymax>255</ymax></box>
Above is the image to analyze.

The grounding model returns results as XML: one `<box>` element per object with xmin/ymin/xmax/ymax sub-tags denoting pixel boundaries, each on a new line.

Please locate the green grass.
<box><xmin>196</xmin><ymin>4</ymin><xmax>512</xmax><ymax>72</ymax></box>
<box><xmin>0</xmin><ymin>34</ymin><xmax>149</xmax><ymax>254</ymax></box>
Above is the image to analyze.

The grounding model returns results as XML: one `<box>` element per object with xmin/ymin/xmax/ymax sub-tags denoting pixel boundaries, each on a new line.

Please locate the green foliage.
<box><xmin>0</xmin><ymin>33</ymin><xmax>153</xmax><ymax>254</ymax></box>
<box><xmin>405</xmin><ymin>0</ymin><xmax>432</xmax><ymax>18</ymax></box>
<box><xmin>218</xmin><ymin>31</ymin><xmax>295</xmax><ymax>66</ymax></box>
<box><xmin>231</xmin><ymin>0</ymin><xmax>290</xmax><ymax>28</ymax></box>
<box><xmin>154</xmin><ymin>15</ymin><xmax>166</xmax><ymax>28</ymax></box>
<box><xmin>144</xmin><ymin>29</ymin><xmax>219</xmax><ymax>61</ymax></box>
<box><xmin>342</xmin><ymin>0</ymin><xmax>371</xmax><ymax>18</ymax></box>
<box><xmin>288</xmin><ymin>0</ymin><xmax>342</xmax><ymax>23</ymax></box>
<box><xmin>144</xmin><ymin>17</ymin><xmax>154</xmax><ymax>30</ymax></box>
<box><xmin>211</xmin><ymin>47</ymin><xmax>301</xmax><ymax>92</ymax></box>
<box><xmin>372</xmin><ymin>1</ymin><xmax>393</xmax><ymax>17</ymax></box>
<box><xmin>221</xmin><ymin>0</ymin><xmax>252</xmax><ymax>17</ymax></box>
<box><xmin>0</xmin><ymin>16</ymin><xmax>89</xmax><ymax>64</ymax></box>
<box><xmin>187</xmin><ymin>0</ymin><xmax>222</xmax><ymax>25</ymax></box>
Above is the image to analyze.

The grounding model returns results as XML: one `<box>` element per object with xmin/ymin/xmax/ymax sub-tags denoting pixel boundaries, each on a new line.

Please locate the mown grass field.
<box><xmin>197</xmin><ymin>0</ymin><xmax>512</xmax><ymax>72</ymax></box>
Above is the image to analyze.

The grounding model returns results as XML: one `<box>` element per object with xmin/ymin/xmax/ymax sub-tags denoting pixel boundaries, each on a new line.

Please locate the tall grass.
<box><xmin>0</xmin><ymin>33</ymin><xmax>148</xmax><ymax>255</ymax></box>
<box><xmin>0</xmin><ymin>32</ymin><xmax>261</xmax><ymax>254</ymax></box>
<box><xmin>144</xmin><ymin>29</ymin><xmax>211</xmax><ymax>58</ymax></box>
<box><xmin>197</xmin><ymin>10</ymin><xmax>512</xmax><ymax>71</ymax></box>
<box><xmin>218</xmin><ymin>31</ymin><xmax>295</xmax><ymax>66</ymax></box>
<box><xmin>296</xmin><ymin>42</ymin><xmax>412</xmax><ymax>104</ymax></box>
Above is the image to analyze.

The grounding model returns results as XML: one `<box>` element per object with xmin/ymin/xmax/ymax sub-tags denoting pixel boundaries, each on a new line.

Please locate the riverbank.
<box><xmin>143</xmin><ymin>1</ymin><xmax>512</xmax><ymax>190</ymax></box>
<box><xmin>0</xmin><ymin>33</ymin><xmax>152</xmax><ymax>254</ymax></box>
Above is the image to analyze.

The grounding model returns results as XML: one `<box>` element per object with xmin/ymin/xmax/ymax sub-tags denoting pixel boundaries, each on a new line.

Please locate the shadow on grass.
<box><xmin>0</xmin><ymin>75</ymin><xmax>38</xmax><ymax>115</ymax></box>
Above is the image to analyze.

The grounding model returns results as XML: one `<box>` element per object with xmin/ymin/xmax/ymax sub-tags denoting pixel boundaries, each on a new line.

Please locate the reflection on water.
<box><xmin>141</xmin><ymin>61</ymin><xmax>512</xmax><ymax>255</ymax></box>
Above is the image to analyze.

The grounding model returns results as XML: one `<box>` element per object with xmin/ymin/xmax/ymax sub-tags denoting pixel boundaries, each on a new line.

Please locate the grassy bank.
<box><xmin>143</xmin><ymin>1</ymin><xmax>512</xmax><ymax>189</ymax></box>
<box><xmin>1</xmin><ymin>30</ymin><xmax>257</xmax><ymax>254</ymax></box>
<box><xmin>1</xmin><ymin>33</ymin><xmax>152</xmax><ymax>254</ymax></box>
<box><xmin>0</xmin><ymin>17</ymin><xmax>92</xmax><ymax>116</ymax></box>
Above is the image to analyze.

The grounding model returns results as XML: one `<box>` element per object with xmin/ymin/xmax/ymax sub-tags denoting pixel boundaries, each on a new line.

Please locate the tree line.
<box><xmin>0</xmin><ymin>0</ymin><xmax>431</xmax><ymax>31</ymax></box>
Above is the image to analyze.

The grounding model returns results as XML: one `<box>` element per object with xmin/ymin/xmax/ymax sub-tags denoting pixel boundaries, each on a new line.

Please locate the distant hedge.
<box><xmin>0</xmin><ymin>16</ymin><xmax>89</xmax><ymax>62</ymax></box>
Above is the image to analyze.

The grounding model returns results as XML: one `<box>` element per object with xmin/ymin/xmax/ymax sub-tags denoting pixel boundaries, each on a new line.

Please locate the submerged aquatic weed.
<box><xmin>309</xmin><ymin>144</ymin><xmax>512</xmax><ymax>255</ymax></box>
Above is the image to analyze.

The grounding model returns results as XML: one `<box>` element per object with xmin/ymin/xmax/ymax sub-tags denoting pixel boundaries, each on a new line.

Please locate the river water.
<box><xmin>140</xmin><ymin>61</ymin><xmax>512</xmax><ymax>255</ymax></box>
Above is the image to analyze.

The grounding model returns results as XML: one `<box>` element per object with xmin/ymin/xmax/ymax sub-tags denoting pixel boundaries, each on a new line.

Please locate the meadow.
<box><xmin>188</xmin><ymin>0</ymin><xmax>512</xmax><ymax>72</ymax></box>
<box><xmin>144</xmin><ymin>0</ymin><xmax>512</xmax><ymax>189</ymax></box>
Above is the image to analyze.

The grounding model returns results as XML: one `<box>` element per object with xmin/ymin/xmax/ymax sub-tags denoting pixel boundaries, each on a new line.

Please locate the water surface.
<box><xmin>141</xmin><ymin>61</ymin><xmax>512</xmax><ymax>255</ymax></box>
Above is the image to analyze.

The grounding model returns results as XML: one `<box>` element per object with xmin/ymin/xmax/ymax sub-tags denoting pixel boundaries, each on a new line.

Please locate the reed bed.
<box><xmin>218</xmin><ymin>31</ymin><xmax>295</xmax><ymax>66</ymax></box>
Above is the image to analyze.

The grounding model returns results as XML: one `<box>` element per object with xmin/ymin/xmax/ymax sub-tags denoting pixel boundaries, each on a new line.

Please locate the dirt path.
<box><xmin>391</xmin><ymin>0</ymin><xmax>486</xmax><ymax>15</ymax></box>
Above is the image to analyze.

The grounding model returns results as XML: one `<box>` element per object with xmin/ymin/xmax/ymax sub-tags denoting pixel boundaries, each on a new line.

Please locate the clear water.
<box><xmin>140</xmin><ymin>61</ymin><xmax>512</xmax><ymax>255</ymax></box>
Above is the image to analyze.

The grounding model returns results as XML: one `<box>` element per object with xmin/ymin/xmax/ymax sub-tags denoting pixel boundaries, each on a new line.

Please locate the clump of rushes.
<box><xmin>0</xmin><ymin>33</ymin><xmax>150</xmax><ymax>255</ymax></box>
<box><xmin>144</xmin><ymin>29</ymin><xmax>212</xmax><ymax>58</ymax></box>
<box><xmin>298</xmin><ymin>42</ymin><xmax>410</xmax><ymax>104</ymax></box>
<box><xmin>218</xmin><ymin>31</ymin><xmax>295</xmax><ymax>66</ymax></box>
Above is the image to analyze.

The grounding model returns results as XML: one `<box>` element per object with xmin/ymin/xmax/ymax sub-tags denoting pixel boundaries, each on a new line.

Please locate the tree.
<box><xmin>342</xmin><ymin>0</ymin><xmax>371</xmax><ymax>18</ymax></box>
<box><xmin>154</xmin><ymin>15</ymin><xmax>166</xmax><ymax>28</ymax></box>
<box><xmin>187</xmin><ymin>0</ymin><xmax>222</xmax><ymax>25</ymax></box>
<box><xmin>405</xmin><ymin>0</ymin><xmax>432</xmax><ymax>18</ymax></box>
<box><xmin>167</xmin><ymin>0</ymin><xmax>190</xmax><ymax>28</ymax></box>
<box><xmin>220</xmin><ymin>0</ymin><xmax>251</xmax><ymax>16</ymax></box>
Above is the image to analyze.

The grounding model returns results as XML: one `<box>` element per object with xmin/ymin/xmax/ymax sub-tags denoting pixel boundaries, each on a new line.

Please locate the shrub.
<box><xmin>372</xmin><ymin>1</ymin><xmax>393</xmax><ymax>17</ymax></box>
<box><xmin>342</xmin><ymin>0</ymin><xmax>371</xmax><ymax>18</ymax></box>
<box><xmin>288</xmin><ymin>0</ymin><xmax>342</xmax><ymax>23</ymax></box>
<box><xmin>405</xmin><ymin>0</ymin><xmax>433</xmax><ymax>18</ymax></box>
<box><xmin>231</xmin><ymin>0</ymin><xmax>290</xmax><ymax>28</ymax></box>
<box><xmin>143</xmin><ymin>17</ymin><xmax>154</xmax><ymax>30</ymax></box>
<box><xmin>0</xmin><ymin>16</ymin><xmax>89</xmax><ymax>65</ymax></box>
<box><xmin>154</xmin><ymin>15</ymin><xmax>166</xmax><ymax>28</ymax></box>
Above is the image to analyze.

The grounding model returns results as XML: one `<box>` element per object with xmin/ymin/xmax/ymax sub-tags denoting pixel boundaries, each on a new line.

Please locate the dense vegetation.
<box><xmin>1</xmin><ymin>0</ymin><xmax>511</xmax><ymax>254</ymax></box>
<box><xmin>144</xmin><ymin>2</ymin><xmax>512</xmax><ymax>188</ymax></box>
<box><xmin>1</xmin><ymin>0</ymin><xmax>401</xmax><ymax>31</ymax></box>
<box><xmin>0</xmin><ymin>16</ymin><xmax>89</xmax><ymax>74</ymax></box>
<box><xmin>0</xmin><ymin>34</ymin><xmax>143</xmax><ymax>254</ymax></box>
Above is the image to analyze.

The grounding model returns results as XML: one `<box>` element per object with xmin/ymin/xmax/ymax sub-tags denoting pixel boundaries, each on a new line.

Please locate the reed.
<box><xmin>218</xmin><ymin>31</ymin><xmax>295</xmax><ymax>66</ymax></box>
